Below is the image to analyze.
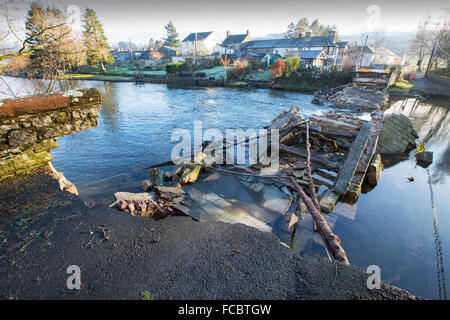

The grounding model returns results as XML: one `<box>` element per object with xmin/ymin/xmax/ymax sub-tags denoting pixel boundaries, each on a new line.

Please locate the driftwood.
<box><xmin>279</xmin><ymin>144</ymin><xmax>342</xmax><ymax>171</ymax></box>
<box><xmin>289</xmin><ymin>122</ymin><xmax>350</xmax><ymax>265</ymax></box>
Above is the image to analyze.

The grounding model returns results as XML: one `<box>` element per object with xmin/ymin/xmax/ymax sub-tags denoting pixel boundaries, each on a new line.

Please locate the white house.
<box><xmin>181</xmin><ymin>31</ymin><xmax>222</xmax><ymax>56</ymax></box>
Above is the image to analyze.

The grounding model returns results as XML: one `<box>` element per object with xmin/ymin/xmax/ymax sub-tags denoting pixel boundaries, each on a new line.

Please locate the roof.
<box><xmin>221</xmin><ymin>34</ymin><xmax>248</xmax><ymax>46</ymax></box>
<box><xmin>360</xmin><ymin>45</ymin><xmax>374</xmax><ymax>53</ymax></box>
<box><xmin>138</xmin><ymin>51</ymin><xmax>151</xmax><ymax>59</ymax></box>
<box><xmin>299</xmin><ymin>50</ymin><xmax>325</xmax><ymax>59</ymax></box>
<box><xmin>158</xmin><ymin>46</ymin><xmax>179</xmax><ymax>52</ymax></box>
<box><xmin>241</xmin><ymin>36</ymin><xmax>336</xmax><ymax>50</ymax></box>
<box><xmin>242</xmin><ymin>52</ymin><xmax>265</xmax><ymax>57</ymax></box>
<box><xmin>182</xmin><ymin>32</ymin><xmax>213</xmax><ymax>42</ymax></box>
<box><xmin>336</xmin><ymin>41</ymin><xmax>348</xmax><ymax>48</ymax></box>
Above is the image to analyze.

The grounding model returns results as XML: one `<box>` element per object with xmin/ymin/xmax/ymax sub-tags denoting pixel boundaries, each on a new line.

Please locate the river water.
<box><xmin>1</xmin><ymin>79</ymin><xmax>449</xmax><ymax>299</ymax></box>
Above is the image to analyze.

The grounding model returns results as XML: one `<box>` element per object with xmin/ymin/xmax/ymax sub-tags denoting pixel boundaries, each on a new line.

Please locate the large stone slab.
<box><xmin>333</xmin><ymin>122</ymin><xmax>373</xmax><ymax>194</ymax></box>
<box><xmin>377</xmin><ymin>114</ymin><xmax>418</xmax><ymax>154</ymax></box>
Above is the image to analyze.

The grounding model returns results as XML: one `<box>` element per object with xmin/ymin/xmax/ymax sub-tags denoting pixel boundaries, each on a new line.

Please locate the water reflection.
<box><xmin>100</xmin><ymin>81</ymin><xmax>122</xmax><ymax>133</ymax></box>
<box><xmin>330</xmin><ymin>97</ymin><xmax>450</xmax><ymax>299</ymax></box>
<box><xmin>427</xmin><ymin>168</ymin><xmax>447</xmax><ymax>300</ymax></box>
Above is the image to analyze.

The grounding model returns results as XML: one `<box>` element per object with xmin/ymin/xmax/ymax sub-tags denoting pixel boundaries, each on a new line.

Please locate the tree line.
<box><xmin>285</xmin><ymin>18</ymin><xmax>338</xmax><ymax>39</ymax></box>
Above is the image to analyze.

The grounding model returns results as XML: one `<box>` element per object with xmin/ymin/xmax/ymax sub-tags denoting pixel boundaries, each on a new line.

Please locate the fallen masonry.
<box><xmin>313</xmin><ymin>84</ymin><xmax>389</xmax><ymax>112</ymax></box>
<box><xmin>111</xmin><ymin>105</ymin><xmax>419</xmax><ymax>264</ymax></box>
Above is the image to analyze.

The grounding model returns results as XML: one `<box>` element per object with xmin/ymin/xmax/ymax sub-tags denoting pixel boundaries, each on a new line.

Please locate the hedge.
<box><xmin>165</xmin><ymin>62</ymin><xmax>187</xmax><ymax>73</ymax></box>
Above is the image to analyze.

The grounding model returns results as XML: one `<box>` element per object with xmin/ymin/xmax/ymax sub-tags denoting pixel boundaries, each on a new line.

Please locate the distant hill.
<box><xmin>255</xmin><ymin>32</ymin><xmax>416</xmax><ymax>57</ymax></box>
<box><xmin>339</xmin><ymin>32</ymin><xmax>416</xmax><ymax>56</ymax></box>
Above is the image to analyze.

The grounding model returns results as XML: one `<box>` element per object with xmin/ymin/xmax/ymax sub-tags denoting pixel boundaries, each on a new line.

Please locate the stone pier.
<box><xmin>0</xmin><ymin>88</ymin><xmax>102</xmax><ymax>179</ymax></box>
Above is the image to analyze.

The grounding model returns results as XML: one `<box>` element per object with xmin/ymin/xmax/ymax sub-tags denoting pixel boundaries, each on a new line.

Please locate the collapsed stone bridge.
<box><xmin>0</xmin><ymin>88</ymin><xmax>102</xmax><ymax>180</ymax></box>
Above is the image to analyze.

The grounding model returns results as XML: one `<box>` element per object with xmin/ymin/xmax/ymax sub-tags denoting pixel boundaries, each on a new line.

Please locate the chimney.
<box><xmin>328</xmin><ymin>30</ymin><xmax>336</xmax><ymax>43</ymax></box>
<box><xmin>246</xmin><ymin>29</ymin><xmax>250</xmax><ymax>35</ymax></box>
<box><xmin>226</xmin><ymin>30</ymin><xmax>231</xmax><ymax>37</ymax></box>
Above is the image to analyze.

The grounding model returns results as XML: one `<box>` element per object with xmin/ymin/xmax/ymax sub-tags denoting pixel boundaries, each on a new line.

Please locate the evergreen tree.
<box><xmin>284</xmin><ymin>17</ymin><xmax>339</xmax><ymax>39</ymax></box>
<box><xmin>163</xmin><ymin>21</ymin><xmax>180</xmax><ymax>47</ymax></box>
<box><xmin>295</xmin><ymin>18</ymin><xmax>309</xmax><ymax>37</ymax></box>
<box><xmin>284</xmin><ymin>22</ymin><xmax>296</xmax><ymax>39</ymax></box>
<box><xmin>310</xmin><ymin>19</ymin><xmax>321</xmax><ymax>35</ymax></box>
<box><xmin>25</xmin><ymin>2</ymin><xmax>69</xmax><ymax>68</ymax></box>
<box><xmin>83</xmin><ymin>8</ymin><xmax>114</xmax><ymax>73</ymax></box>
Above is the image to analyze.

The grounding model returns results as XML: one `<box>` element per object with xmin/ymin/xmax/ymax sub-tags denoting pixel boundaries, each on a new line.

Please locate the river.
<box><xmin>1</xmin><ymin>78</ymin><xmax>449</xmax><ymax>299</ymax></box>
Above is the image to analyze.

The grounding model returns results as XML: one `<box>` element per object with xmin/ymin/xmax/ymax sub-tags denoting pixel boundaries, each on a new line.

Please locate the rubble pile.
<box><xmin>313</xmin><ymin>84</ymin><xmax>389</xmax><ymax>111</ymax></box>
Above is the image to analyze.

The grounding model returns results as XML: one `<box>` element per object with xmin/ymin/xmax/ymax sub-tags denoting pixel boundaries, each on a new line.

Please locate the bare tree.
<box><xmin>0</xmin><ymin>0</ymin><xmax>83</xmax><ymax>96</ymax></box>
<box><xmin>411</xmin><ymin>14</ymin><xmax>449</xmax><ymax>72</ymax></box>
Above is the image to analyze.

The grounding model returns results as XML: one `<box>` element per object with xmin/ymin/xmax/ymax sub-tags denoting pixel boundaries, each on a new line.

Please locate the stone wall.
<box><xmin>0</xmin><ymin>88</ymin><xmax>102</xmax><ymax>179</ymax></box>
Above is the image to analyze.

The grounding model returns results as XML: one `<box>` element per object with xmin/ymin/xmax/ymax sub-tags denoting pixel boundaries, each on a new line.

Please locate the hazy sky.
<box><xmin>7</xmin><ymin>0</ymin><xmax>450</xmax><ymax>45</ymax></box>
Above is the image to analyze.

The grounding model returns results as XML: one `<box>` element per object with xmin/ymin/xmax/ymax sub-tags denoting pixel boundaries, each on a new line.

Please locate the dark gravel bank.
<box><xmin>0</xmin><ymin>167</ymin><xmax>417</xmax><ymax>300</ymax></box>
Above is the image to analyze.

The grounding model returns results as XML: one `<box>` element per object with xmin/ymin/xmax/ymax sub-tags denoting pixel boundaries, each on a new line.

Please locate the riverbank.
<box><xmin>0</xmin><ymin>166</ymin><xmax>417</xmax><ymax>300</ymax></box>
<box><xmin>388</xmin><ymin>75</ymin><xmax>450</xmax><ymax>99</ymax></box>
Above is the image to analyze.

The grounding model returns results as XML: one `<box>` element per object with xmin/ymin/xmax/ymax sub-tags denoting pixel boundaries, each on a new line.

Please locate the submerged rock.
<box><xmin>319</xmin><ymin>189</ymin><xmax>340</xmax><ymax>214</ymax></box>
<box><xmin>149</xmin><ymin>168</ymin><xmax>164</xmax><ymax>186</ymax></box>
<box><xmin>260</xmin><ymin>184</ymin><xmax>292</xmax><ymax>213</ymax></box>
<box><xmin>311</xmin><ymin>97</ymin><xmax>324</xmax><ymax>106</ymax></box>
<box><xmin>141</xmin><ymin>179</ymin><xmax>153</xmax><ymax>191</ymax></box>
<box><xmin>415</xmin><ymin>151</ymin><xmax>433</xmax><ymax>168</ymax></box>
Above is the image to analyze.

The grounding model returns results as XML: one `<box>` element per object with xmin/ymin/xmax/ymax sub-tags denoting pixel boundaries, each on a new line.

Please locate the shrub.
<box><xmin>284</xmin><ymin>56</ymin><xmax>300</xmax><ymax>76</ymax></box>
<box><xmin>165</xmin><ymin>62</ymin><xmax>187</xmax><ymax>73</ymax></box>
<box><xmin>271</xmin><ymin>59</ymin><xmax>286</xmax><ymax>78</ymax></box>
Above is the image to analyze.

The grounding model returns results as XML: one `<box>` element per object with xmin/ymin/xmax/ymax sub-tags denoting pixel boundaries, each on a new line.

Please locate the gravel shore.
<box><xmin>0</xmin><ymin>168</ymin><xmax>417</xmax><ymax>300</ymax></box>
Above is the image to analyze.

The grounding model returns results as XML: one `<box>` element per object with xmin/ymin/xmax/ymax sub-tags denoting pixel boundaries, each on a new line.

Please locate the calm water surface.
<box><xmin>2</xmin><ymin>79</ymin><xmax>449</xmax><ymax>299</ymax></box>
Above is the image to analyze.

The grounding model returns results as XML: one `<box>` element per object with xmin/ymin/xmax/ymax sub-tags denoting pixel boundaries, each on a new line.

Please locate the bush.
<box><xmin>271</xmin><ymin>59</ymin><xmax>286</xmax><ymax>78</ymax></box>
<box><xmin>284</xmin><ymin>56</ymin><xmax>300</xmax><ymax>76</ymax></box>
<box><xmin>165</xmin><ymin>62</ymin><xmax>187</xmax><ymax>74</ymax></box>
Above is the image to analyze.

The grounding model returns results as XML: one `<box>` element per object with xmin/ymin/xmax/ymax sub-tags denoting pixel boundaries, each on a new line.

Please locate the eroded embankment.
<box><xmin>0</xmin><ymin>166</ymin><xmax>417</xmax><ymax>300</ymax></box>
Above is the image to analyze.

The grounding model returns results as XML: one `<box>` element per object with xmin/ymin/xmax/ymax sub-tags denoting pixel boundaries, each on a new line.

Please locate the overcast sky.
<box><xmin>6</xmin><ymin>0</ymin><xmax>450</xmax><ymax>45</ymax></box>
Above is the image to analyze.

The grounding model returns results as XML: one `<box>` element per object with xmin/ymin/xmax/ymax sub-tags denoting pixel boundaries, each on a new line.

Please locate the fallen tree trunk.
<box><xmin>289</xmin><ymin>176</ymin><xmax>349</xmax><ymax>265</ymax></box>
<box><xmin>288</xmin><ymin>121</ymin><xmax>349</xmax><ymax>265</ymax></box>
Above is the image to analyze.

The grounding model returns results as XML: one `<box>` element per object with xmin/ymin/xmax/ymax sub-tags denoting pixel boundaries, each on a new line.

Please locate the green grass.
<box><xmin>106</xmin><ymin>66</ymin><xmax>166</xmax><ymax>76</ymax></box>
<box><xmin>246</xmin><ymin>69</ymin><xmax>271</xmax><ymax>81</ymax></box>
<box><xmin>392</xmin><ymin>79</ymin><xmax>413</xmax><ymax>89</ymax></box>
<box><xmin>61</xmin><ymin>74</ymin><xmax>133</xmax><ymax>81</ymax></box>
<box><xmin>388</xmin><ymin>78</ymin><xmax>424</xmax><ymax>94</ymax></box>
<box><xmin>141</xmin><ymin>291</ymin><xmax>155</xmax><ymax>300</ymax></box>
<box><xmin>196</xmin><ymin>66</ymin><xmax>229</xmax><ymax>79</ymax></box>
